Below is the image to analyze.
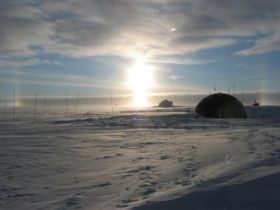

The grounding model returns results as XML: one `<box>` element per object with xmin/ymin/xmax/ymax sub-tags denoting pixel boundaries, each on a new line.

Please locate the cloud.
<box><xmin>1</xmin><ymin>0</ymin><xmax>280</xmax><ymax>59</ymax></box>
<box><xmin>0</xmin><ymin>58</ymin><xmax>63</xmax><ymax>68</ymax></box>
<box><xmin>170</xmin><ymin>75</ymin><xmax>181</xmax><ymax>80</ymax></box>
<box><xmin>0</xmin><ymin>1</ymin><xmax>55</xmax><ymax>57</ymax></box>
<box><xmin>149</xmin><ymin>55</ymin><xmax>214</xmax><ymax>65</ymax></box>
<box><xmin>235</xmin><ymin>33</ymin><xmax>280</xmax><ymax>56</ymax></box>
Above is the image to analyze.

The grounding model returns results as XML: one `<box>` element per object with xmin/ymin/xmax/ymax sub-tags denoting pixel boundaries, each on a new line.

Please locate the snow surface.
<box><xmin>0</xmin><ymin>106</ymin><xmax>280</xmax><ymax>210</ymax></box>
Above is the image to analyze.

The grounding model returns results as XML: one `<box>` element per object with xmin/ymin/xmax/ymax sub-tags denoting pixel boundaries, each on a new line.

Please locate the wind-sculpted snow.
<box><xmin>53</xmin><ymin>113</ymin><xmax>279</xmax><ymax>131</ymax></box>
<box><xmin>0</xmin><ymin>106</ymin><xmax>280</xmax><ymax>209</ymax></box>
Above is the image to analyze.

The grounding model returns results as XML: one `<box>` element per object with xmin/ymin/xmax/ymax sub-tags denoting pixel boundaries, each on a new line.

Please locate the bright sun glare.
<box><xmin>127</xmin><ymin>55</ymin><xmax>154</xmax><ymax>107</ymax></box>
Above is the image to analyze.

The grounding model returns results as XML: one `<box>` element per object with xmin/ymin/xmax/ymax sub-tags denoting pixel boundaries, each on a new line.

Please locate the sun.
<box><xmin>127</xmin><ymin>55</ymin><xmax>154</xmax><ymax>107</ymax></box>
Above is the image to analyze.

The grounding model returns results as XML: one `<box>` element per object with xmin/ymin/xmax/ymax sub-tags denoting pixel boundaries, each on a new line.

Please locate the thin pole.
<box><xmin>34</xmin><ymin>93</ymin><xmax>38</xmax><ymax>120</ymax></box>
<box><xmin>13</xmin><ymin>88</ymin><xmax>16</xmax><ymax>120</ymax></box>
<box><xmin>228</xmin><ymin>85</ymin><xmax>231</xmax><ymax>95</ymax></box>
<box><xmin>242</xmin><ymin>88</ymin><xmax>244</xmax><ymax>104</ymax></box>
<box><xmin>4</xmin><ymin>96</ymin><xmax>7</xmax><ymax>115</ymax></box>
<box><xmin>43</xmin><ymin>97</ymin><xmax>46</xmax><ymax>114</ymax></box>
<box><xmin>46</xmin><ymin>97</ymin><xmax>49</xmax><ymax>113</ymax></box>
<box><xmin>65</xmin><ymin>93</ymin><xmax>68</xmax><ymax>115</ymax></box>
<box><xmin>75</xmin><ymin>93</ymin><xmax>79</xmax><ymax>114</ymax></box>
<box><xmin>110</xmin><ymin>91</ymin><xmax>113</xmax><ymax>114</ymax></box>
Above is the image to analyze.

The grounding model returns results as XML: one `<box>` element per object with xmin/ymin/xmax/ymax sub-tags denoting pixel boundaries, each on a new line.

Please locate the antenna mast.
<box><xmin>65</xmin><ymin>93</ymin><xmax>68</xmax><ymax>115</ymax></box>
<box><xmin>4</xmin><ymin>96</ymin><xmax>7</xmax><ymax>115</ymax></box>
<box><xmin>13</xmin><ymin>88</ymin><xmax>16</xmax><ymax>120</ymax></box>
<box><xmin>34</xmin><ymin>93</ymin><xmax>38</xmax><ymax>120</ymax></box>
<box><xmin>242</xmin><ymin>88</ymin><xmax>244</xmax><ymax>104</ymax></box>
<box><xmin>75</xmin><ymin>93</ymin><xmax>79</xmax><ymax>114</ymax></box>
<box><xmin>43</xmin><ymin>97</ymin><xmax>46</xmax><ymax>114</ymax></box>
<box><xmin>110</xmin><ymin>91</ymin><xmax>113</xmax><ymax>114</ymax></box>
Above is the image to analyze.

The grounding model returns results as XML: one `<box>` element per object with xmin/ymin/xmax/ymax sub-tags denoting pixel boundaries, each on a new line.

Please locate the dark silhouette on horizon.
<box><xmin>195</xmin><ymin>93</ymin><xmax>247</xmax><ymax>119</ymax></box>
<box><xmin>159</xmin><ymin>99</ymin><xmax>173</xmax><ymax>107</ymax></box>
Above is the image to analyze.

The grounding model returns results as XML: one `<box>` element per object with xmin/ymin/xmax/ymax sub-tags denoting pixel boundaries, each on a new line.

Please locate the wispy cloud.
<box><xmin>149</xmin><ymin>55</ymin><xmax>214</xmax><ymax>65</ymax></box>
<box><xmin>1</xmin><ymin>0</ymin><xmax>280</xmax><ymax>59</ymax></box>
<box><xmin>0</xmin><ymin>76</ymin><xmax>125</xmax><ymax>92</ymax></box>
<box><xmin>169</xmin><ymin>75</ymin><xmax>182</xmax><ymax>80</ymax></box>
<box><xmin>0</xmin><ymin>58</ymin><xmax>63</xmax><ymax>68</ymax></box>
<box><xmin>235</xmin><ymin>33</ymin><xmax>280</xmax><ymax>56</ymax></box>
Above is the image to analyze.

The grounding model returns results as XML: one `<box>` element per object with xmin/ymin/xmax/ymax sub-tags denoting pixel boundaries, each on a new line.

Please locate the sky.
<box><xmin>0</xmin><ymin>0</ymin><xmax>280</xmax><ymax>100</ymax></box>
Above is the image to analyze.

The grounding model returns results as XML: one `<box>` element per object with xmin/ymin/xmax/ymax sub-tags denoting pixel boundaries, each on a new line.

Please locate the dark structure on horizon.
<box><xmin>159</xmin><ymin>99</ymin><xmax>173</xmax><ymax>108</ymax></box>
<box><xmin>253</xmin><ymin>99</ymin><xmax>260</xmax><ymax>106</ymax></box>
<box><xmin>195</xmin><ymin>93</ymin><xmax>247</xmax><ymax>119</ymax></box>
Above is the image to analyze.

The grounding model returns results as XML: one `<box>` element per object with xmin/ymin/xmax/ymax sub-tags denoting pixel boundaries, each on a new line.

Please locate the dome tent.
<box><xmin>195</xmin><ymin>93</ymin><xmax>247</xmax><ymax>119</ymax></box>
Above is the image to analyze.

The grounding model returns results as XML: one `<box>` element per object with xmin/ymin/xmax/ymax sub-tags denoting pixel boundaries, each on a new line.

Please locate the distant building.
<box><xmin>253</xmin><ymin>99</ymin><xmax>260</xmax><ymax>106</ymax></box>
<box><xmin>159</xmin><ymin>99</ymin><xmax>173</xmax><ymax>107</ymax></box>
